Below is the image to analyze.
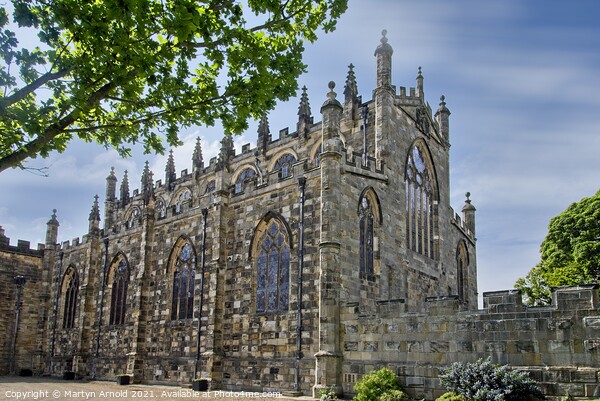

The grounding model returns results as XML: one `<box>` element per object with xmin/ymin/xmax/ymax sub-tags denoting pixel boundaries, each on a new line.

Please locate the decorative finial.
<box><xmin>440</xmin><ymin>95</ymin><xmax>446</xmax><ymax>104</ymax></box>
<box><xmin>52</xmin><ymin>209</ymin><xmax>57</xmax><ymax>216</ymax></box>
<box><xmin>328</xmin><ymin>81</ymin><xmax>335</xmax><ymax>90</ymax></box>
<box><xmin>381</xmin><ymin>29</ymin><xmax>388</xmax><ymax>44</ymax></box>
<box><xmin>418</xmin><ymin>66</ymin><xmax>422</xmax><ymax>76</ymax></box>
<box><xmin>465</xmin><ymin>192</ymin><xmax>471</xmax><ymax>202</ymax></box>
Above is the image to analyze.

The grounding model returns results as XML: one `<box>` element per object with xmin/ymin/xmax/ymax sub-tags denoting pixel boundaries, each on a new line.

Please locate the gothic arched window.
<box><xmin>255</xmin><ymin>219</ymin><xmax>290</xmax><ymax>313</ymax></box>
<box><xmin>313</xmin><ymin>143</ymin><xmax>323</xmax><ymax>167</ymax></box>
<box><xmin>456</xmin><ymin>241</ymin><xmax>469</xmax><ymax>303</ymax></box>
<box><xmin>126</xmin><ymin>207</ymin><xmax>140</xmax><ymax>229</ymax></box>
<box><xmin>274</xmin><ymin>154</ymin><xmax>296</xmax><ymax>179</ymax></box>
<box><xmin>109</xmin><ymin>256</ymin><xmax>129</xmax><ymax>325</ymax></box>
<box><xmin>175</xmin><ymin>190</ymin><xmax>191</xmax><ymax>214</ymax></box>
<box><xmin>171</xmin><ymin>241</ymin><xmax>196</xmax><ymax>320</ymax></box>
<box><xmin>156</xmin><ymin>199</ymin><xmax>166</xmax><ymax>219</ymax></box>
<box><xmin>205</xmin><ymin>180</ymin><xmax>216</xmax><ymax>203</ymax></box>
<box><xmin>405</xmin><ymin>143</ymin><xmax>437</xmax><ymax>259</ymax></box>
<box><xmin>61</xmin><ymin>267</ymin><xmax>79</xmax><ymax>329</ymax></box>
<box><xmin>234</xmin><ymin>168</ymin><xmax>256</xmax><ymax>194</ymax></box>
<box><xmin>359</xmin><ymin>196</ymin><xmax>374</xmax><ymax>276</ymax></box>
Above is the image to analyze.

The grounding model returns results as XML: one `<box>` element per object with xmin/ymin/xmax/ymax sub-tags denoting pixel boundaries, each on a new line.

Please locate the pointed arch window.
<box><xmin>274</xmin><ymin>154</ymin><xmax>296</xmax><ymax>179</ymax></box>
<box><xmin>359</xmin><ymin>197</ymin><xmax>374</xmax><ymax>276</ymax></box>
<box><xmin>205</xmin><ymin>180</ymin><xmax>216</xmax><ymax>203</ymax></box>
<box><xmin>405</xmin><ymin>144</ymin><xmax>437</xmax><ymax>258</ymax></box>
<box><xmin>62</xmin><ymin>267</ymin><xmax>79</xmax><ymax>329</ymax></box>
<box><xmin>126</xmin><ymin>207</ymin><xmax>140</xmax><ymax>229</ymax></box>
<box><xmin>255</xmin><ymin>219</ymin><xmax>290</xmax><ymax>313</ymax></box>
<box><xmin>109</xmin><ymin>257</ymin><xmax>129</xmax><ymax>325</ymax></box>
<box><xmin>313</xmin><ymin>143</ymin><xmax>323</xmax><ymax>167</ymax></box>
<box><xmin>171</xmin><ymin>241</ymin><xmax>196</xmax><ymax>320</ymax></box>
<box><xmin>234</xmin><ymin>168</ymin><xmax>256</xmax><ymax>194</ymax></box>
<box><xmin>456</xmin><ymin>241</ymin><xmax>469</xmax><ymax>303</ymax></box>
<box><xmin>175</xmin><ymin>190</ymin><xmax>191</xmax><ymax>214</ymax></box>
<box><xmin>156</xmin><ymin>199</ymin><xmax>166</xmax><ymax>219</ymax></box>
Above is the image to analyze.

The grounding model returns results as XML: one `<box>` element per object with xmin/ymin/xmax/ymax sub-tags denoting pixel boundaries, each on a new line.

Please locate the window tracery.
<box><xmin>255</xmin><ymin>219</ymin><xmax>290</xmax><ymax>313</ymax></box>
<box><xmin>405</xmin><ymin>143</ymin><xmax>437</xmax><ymax>258</ymax></box>
<box><xmin>171</xmin><ymin>241</ymin><xmax>196</xmax><ymax>320</ymax></box>
<box><xmin>109</xmin><ymin>256</ymin><xmax>129</xmax><ymax>325</ymax></box>
<box><xmin>156</xmin><ymin>199</ymin><xmax>166</xmax><ymax>219</ymax></box>
<box><xmin>234</xmin><ymin>168</ymin><xmax>256</xmax><ymax>194</ymax></box>
<box><xmin>126</xmin><ymin>207</ymin><xmax>140</xmax><ymax>229</ymax></box>
<box><xmin>175</xmin><ymin>190</ymin><xmax>191</xmax><ymax>214</ymax></box>
<box><xmin>274</xmin><ymin>154</ymin><xmax>296</xmax><ymax>179</ymax></box>
<box><xmin>205</xmin><ymin>180</ymin><xmax>216</xmax><ymax>203</ymax></box>
<box><xmin>62</xmin><ymin>267</ymin><xmax>79</xmax><ymax>329</ymax></box>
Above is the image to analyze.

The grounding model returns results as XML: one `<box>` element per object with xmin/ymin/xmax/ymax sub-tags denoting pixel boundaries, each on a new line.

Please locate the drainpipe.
<box><xmin>10</xmin><ymin>275</ymin><xmax>26</xmax><ymax>374</ymax></box>
<box><xmin>194</xmin><ymin>208</ymin><xmax>209</xmax><ymax>380</ymax></box>
<box><xmin>92</xmin><ymin>238</ymin><xmax>109</xmax><ymax>379</ymax></box>
<box><xmin>294</xmin><ymin>177</ymin><xmax>307</xmax><ymax>392</ymax></box>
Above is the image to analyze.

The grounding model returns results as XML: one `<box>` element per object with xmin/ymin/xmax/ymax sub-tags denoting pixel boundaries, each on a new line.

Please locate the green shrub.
<box><xmin>440</xmin><ymin>358</ymin><xmax>544</xmax><ymax>401</ymax></box>
<box><xmin>379</xmin><ymin>389</ymin><xmax>409</xmax><ymax>401</ymax></box>
<box><xmin>319</xmin><ymin>386</ymin><xmax>338</xmax><ymax>401</ymax></box>
<box><xmin>436</xmin><ymin>392</ymin><xmax>467</xmax><ymax>401</ymax></box>
<box><xmin>353</xmin><ymin>368</ymin><xmax>403</xmax><ymax>401</ymax></box>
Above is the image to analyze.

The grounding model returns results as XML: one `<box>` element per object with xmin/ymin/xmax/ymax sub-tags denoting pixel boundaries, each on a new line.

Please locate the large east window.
<box><xmin>405</xmin><ymin>143</ymin><xmax>437</xmax><ymax>258</ymax></box>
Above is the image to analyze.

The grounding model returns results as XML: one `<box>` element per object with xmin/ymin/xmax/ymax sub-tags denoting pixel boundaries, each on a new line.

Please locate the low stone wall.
<box><xmin>340</xmin><ymin>285</ymin><xmax>600</xmax><ymax>400</ymax></box>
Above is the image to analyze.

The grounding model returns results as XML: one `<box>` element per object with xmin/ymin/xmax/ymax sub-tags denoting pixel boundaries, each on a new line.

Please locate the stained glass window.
<box><xmin>359</xmin><ymin>196</ymin><xmax>374</xmax><ymax>276</ymax></box>
<box><xmin>274</xmin><ymin>154</ymin><xmax>296</xmax><ymax>179</ymax></box>
<box><xmin>256</xmin><ymin>220</ymin><xmax>290</xmax><ymax>313</ymax></box>
<box><xmin>62</xmin><ymin>267</ymin><xmax>79</xmax><ymax>329</ymax></box>
<box><xmin>405</xmin><ymin>144</ymin><xmax>436</xmax><ymax>258</ymax></box>
<box><xmin>234</xmin><ymin>168</ymin><xmax>256</xmax><ymax>194</ymax></box>
<box><xmin>171</xmin><ymin>242</ymin><xmax>196</xmax><ymax>320</ymax></box>
<box><xmin>109</xmin><ymin>257</ymin><xmax>129</xmax><ymax>325</ymax></box>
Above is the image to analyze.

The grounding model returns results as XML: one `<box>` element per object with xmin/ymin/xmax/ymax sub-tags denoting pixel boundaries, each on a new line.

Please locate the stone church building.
<box><xmin>4</xmin><ymin>31</ymin><xmax>528</xmax><ymax>397</ymax></box>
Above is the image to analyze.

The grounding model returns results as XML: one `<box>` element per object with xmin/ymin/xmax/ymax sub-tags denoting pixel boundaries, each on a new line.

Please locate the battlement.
<box><xmin>451</xmin><ymin>210</ymin><xmax>474</xmax><ymax>240</ymax></box>
<box><xmin>343</xmin><ymin>150</ymin><xmax>387</xmax><ymax>181</ymax></box>
<box><xmin>0</xmin><ymin>227</ymin><xmax>44</xmax><ymax>256</ymax></box>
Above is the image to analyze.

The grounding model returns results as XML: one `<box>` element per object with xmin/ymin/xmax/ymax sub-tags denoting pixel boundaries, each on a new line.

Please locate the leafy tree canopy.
<box><xmin>515</xmin><ymin>189</ymin><xmax>600</xmax><ymax>305</ymax></box>
<box><xmin>0</xmin><ymin>0</ymin><xmax>347</xmax><ymax>172</ymax></box>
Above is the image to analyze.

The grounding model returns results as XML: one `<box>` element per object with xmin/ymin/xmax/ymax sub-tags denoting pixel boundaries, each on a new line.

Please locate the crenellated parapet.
<box><xmin>338</xmin><ymin>284</ymin><xmax>600</xmax><ymax>399</ymax></box>
<box><xmin>0</xmin><ymin>226</ymin><xmax>44</xmax><ymax>255</ymax></box>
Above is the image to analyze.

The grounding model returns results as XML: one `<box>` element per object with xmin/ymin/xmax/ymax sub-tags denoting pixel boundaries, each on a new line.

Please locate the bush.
<box><xmin>379</xmin><ymin>389</ymin><xmax>409</xmax><ymax>401</ymax></box>
<box><xmin>436</xmin><ymin>392</ymin><xmax>467</xmax><ymax>401</ymax></box>
<box><xmin>440</xmin><ymin>358</ymin><xmax>544</xmax><ymax>401</ymax></box>
<box><xmin>353</xmin><ymin>368</ymin><xmax>405</xmax><ymax>401</ymax></box>
<box><xmin>319</xmin><ymin>386</ymin><xmax>338</xmax><ymax>401</ymax></box>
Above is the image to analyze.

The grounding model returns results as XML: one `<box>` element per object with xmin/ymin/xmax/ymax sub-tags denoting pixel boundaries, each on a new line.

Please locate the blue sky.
<box><xmin>1</xmin><ymin>0</ymin><xmax>599</xmax><ymax>303</ymax></box>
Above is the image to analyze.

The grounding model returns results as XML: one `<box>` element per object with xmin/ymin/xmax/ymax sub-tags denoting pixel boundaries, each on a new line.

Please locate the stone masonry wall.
<box><xmin>340</xmin><ymin>285</ymin><xmax>600</xmax><ymax>400</ymax></box>
<box><xmin>0</xmin><ymin>237</ymin><xmax>45</xmax><ymax>375</ymax></box>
